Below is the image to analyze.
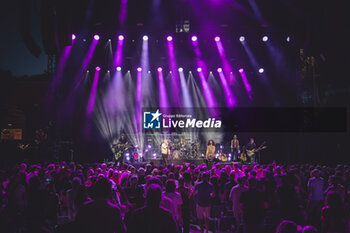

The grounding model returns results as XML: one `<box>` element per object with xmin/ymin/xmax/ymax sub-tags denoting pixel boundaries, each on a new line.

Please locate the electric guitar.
<box><xmin>220</xmin><ymin>153</ymin><xmax>228</xmax><ymax>162</ymax></box>
<box><xmin>246</xmin><ymin>142</ymin><xmax>267</xmax><ymax>157</ymax></box>
<box><xmin>114</xmin><ymin>145</ymin><xmax>132</xmax><ymax>160</ymax></box>
<box><xmin>240</xmin><ymin>152</ymin><xmax>247</xmax><ymax>162</ymax></box>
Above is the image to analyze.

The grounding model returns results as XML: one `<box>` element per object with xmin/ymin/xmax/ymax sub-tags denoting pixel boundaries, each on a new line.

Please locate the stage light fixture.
<box><xmin>118</xmin><ymin>35</ymin><xmax>124</xmax><ymax>40</ymax></box>
<box><xmin>167</xmin><ymin>36</ymin><xmax>173</xmax><ymax>41</ymax></box>
<box><xmin>238</xmin><ymin>68</ymin><xmax>244</xmax><ymax>73</ymax></box>
<box><xmin>191</xmin><ymin>36</ymin><xmax>198</xmax><ymax>42</ymax></box>
<box><xmin>157</xmin><ymin>67</ymin><xmax>162</xmax><ymax>72</ymax></box>
<box><xmin>116</xmin><ymin>67</ymin><xmax>122</xmax><ymax>71</ymax></box>
<box><xmin>178</xmin><ymin>67</ymin><xmax>183</xmax><ymax>72</ymax></box>
<box><xmin>137</xmin><ymin>67</ymin><xmax>142</xmax><ymax>72</ymax></box>
<box><xmin>215</xmin><ymin>36</ymin><xmax>220</xmax><ymax>42</ymax></box>
<box><xmin>239</xmin><ymin>36</ymin><xmax>245</xmax><ymax>42</ymax></box>
<box><xmin>72</xmin><ymin>34</ymin><xmax>76</xmax><ymax>40</ymax></box>
<box><xmin>217</xmin><ymin>68</ymin><xmax>222</xmax><ymax>72</ymax></box>
<box><xmin>95</xmin><ymin>66</ymin><xmax>101</xmax><ymax>71</ymax></box>
<box><xmin>262</xmin><ymin>36</ymin><xmax>268</xmax><ymax>42</ymax></box>
<box><xmin>143</xmin><ymin>35</ymin><xmax>149</xmax><ymax>41</ymax></box>
<box><xmin>259</xmin><ymin>68</ymin><xmax>264</xmax><ymax>73</ymax></box>
<box><xmin>286</xmin><ymin>36</ymin><xmax>290</xmax><ymax>42</ymax></box>
<box><xmin>94</xmin><ymin>35</ymin><xmax>100</xmax><ymax>40</ymax></box>
<box><xmin>197</xmin><ymin>67</ymin><xmax>202</xmax><ymax>72</ymax></box>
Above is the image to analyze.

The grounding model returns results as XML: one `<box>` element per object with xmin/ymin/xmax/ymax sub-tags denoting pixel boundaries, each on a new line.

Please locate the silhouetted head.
<box><xmin>276</xmin><ymin>220</ymin><xmax>299</xmax><ymax>233</ymax></box>
<box><xmin>146</xmin><ymin>184</ymin><xmax>162</xmax><ymax>209</ymax></box>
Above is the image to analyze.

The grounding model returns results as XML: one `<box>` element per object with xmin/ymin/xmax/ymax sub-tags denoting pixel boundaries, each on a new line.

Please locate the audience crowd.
<box><xmin>0</xmin><ymin>160</ymin><xmax>350</xmax><ymax>233</ymax></box>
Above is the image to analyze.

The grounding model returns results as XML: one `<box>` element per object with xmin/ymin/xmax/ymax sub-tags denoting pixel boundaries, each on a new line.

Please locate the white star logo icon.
<box><xmin>150</xmin><ymin>109</ymin><xmax>162</xmax><ymax>122</ymax></box>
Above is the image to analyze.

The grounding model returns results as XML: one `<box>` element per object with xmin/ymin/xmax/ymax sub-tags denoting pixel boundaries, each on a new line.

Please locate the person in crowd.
<box><xmin>123</xmin><ymin>175</ymin><xmax>145</xmax><ymax>209</ymax></box>
<box><xmin>75</xmin><ymin>177</ymin><xmax>126</xmax><ymax>233</ymax></box>
<box><xmin>146</xmin><ymin>177</ymin><xmax>176</xmax><ymax>217</ymax></box>
<box><xmin>321</xmin><ymin>191</ymin><xmax>347</xmax><ymax>233</ymax></box>
<box><xmin>126</xmin><ymin>184</ymin><xmax>179</xmax><ymax>233</ymax></box>
<box><xmin>229</xmin><ymin>176</ymin><xmax>248</xmax><ymax>227</ymax></box>
<box><xmin>177</xmin><ymin>177</ymin><xmax>191</xmax><ymax>233</ymax></box>
<box><xmin>164</xmin><ymin>179</ymin><xmax>183</xmax><ymax>225</ymax></box>
<box><xmin>324</xmin><ymin>174</ymin><xmax>346</xmax><ymax>202</ymax></box>
<box><xmin>240</xmin><ymin>176</ymin><xmax>267</xmax><ymax>233</ymax></box>
<box><xmin>307</xmin><ymin>169</ymin><xmax>325</xmax><ymax>228</ymax></box>
<box><xmin>277</xmin><ymin>172</ymin><xmax>303</xmax><ymax>224</ymax></box>
<box><xmin>224</xmin><ymin>171</ymin><xmax>236</xmax><ymax>204</ymax></box>
<box><xmin>66</xmin><ymin>177</ymin><xmax>86</xmax><ymax>222</ymax></box>
<box><xmin>194</xmin><ymin>172</ymin><xmax>214</xmax><ymax>233</ymax></box>
<box><xmin>274</xmin><ymin>166</ymin><xmax>284</xmax><ymax>188</ymax></box>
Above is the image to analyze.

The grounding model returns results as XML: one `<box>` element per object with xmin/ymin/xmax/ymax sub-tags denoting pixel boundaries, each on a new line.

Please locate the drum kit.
<box><xmin>169</xmin><ymin>139</ymin><xmax>200</xmax><ymax>160</ymax></box>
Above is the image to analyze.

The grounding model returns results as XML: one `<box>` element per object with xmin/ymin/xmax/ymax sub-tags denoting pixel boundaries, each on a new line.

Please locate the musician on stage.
<box><xmin>113</xmin><ymin>142</ymin><xmax>124</xmax><ymax>163</ymax></box>
<box><xmin>246</xmin><ymin>138</ymin><xmax>257</xmax><ymax>163</ymax></box>
<box><xmin>230</xmin><ymin>134</ymin><xmax>240</xmax><ymax>162</ymax></box>
<box><xmin>113</xmin><ymin>134</ymin><xmax>129</xmax><ymax>163</ymax></box>
<box><xmin>206</xmin><ymin>139</ymin><xmax>216</xmax><ymax>167</ymax></box>
<box><xmin>161</xmin><ymin>139</ymin><xmax>170</xmax><ymax>166</ymax></box>
<box><xmin>118</xmin><ymin>133</ymin><xmax>128</xmax><ymax>145</ymax></box>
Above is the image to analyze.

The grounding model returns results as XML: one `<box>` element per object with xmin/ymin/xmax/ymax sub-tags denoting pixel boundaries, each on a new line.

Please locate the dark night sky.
<box><xmin>0</xmin><ymin>1</ymin><xmax>46</xmax><ymax>76</ymax></box>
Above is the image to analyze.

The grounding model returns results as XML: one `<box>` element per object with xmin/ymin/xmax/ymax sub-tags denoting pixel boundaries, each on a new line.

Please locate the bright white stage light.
<box><xmin>118</xmin><ymin>35</ymin><xmax>124</xmax><ymax>40</ymax></box>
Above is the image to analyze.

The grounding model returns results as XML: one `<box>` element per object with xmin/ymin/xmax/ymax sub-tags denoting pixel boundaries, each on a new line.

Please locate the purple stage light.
<box><xmin>178</xmin><ymin>67</ymin><xmax>183</xmax><ymax>72</ymax></box>
<box><xmin>143</xmin><ymin>35</ymin><xmax>148</xmax><ymax>41</ymax></box>
<box><xmin>95</xmin><ymin>66</ymin><xmax>101</xmax><ymax>71</ymax></box>
<box><xmin>215</xmin><ymin>36</ymin><xmax>220</xmax><ymax>42</ymax></box>
<box><xmin>217</xmin><ymin>68</ymin><xmax>222</xmax><ymax>72</ymax></box>
<box><xmin>72</xmin><ymin>34</ymin><xmax>76</xmax><ymax>40</ymax></box>
<box><xmin>262</xmin><ymin>36</ymin><xmax>268</xmax><ymax>42</ymax></box>
<box><xmin>118</xmin><ymin>35</ymin><xmax>124</xmax><ymax>40</ymax></box>
<box><xmin>286</xmin><ymin>36</ymin><xmax>290</xmax><ymax>42</ymax></box>
<box><xmin>116</xmin><ymin>66</ymin><xmax>122</xmax><ymax>71</ymax></box>
<box><xmin>191</xmin><ymin>36</ymin><xmax>198</xmax><ymax>42</ymax></box>
<box><xmin>167</xmin><ymin>36</ymin><xmax>173</xmax><ymax>41</ymax></box>
<box><xmin>259</xmin><ymin>68</ymin><xmax>264</xmax><ymax>73</ymax></box>
<box><xmin>157</xmin><ymin>67</ymin><xmax>162</xmax><ymax>72</ymax></box>
<box><xmin>94</xmin><ymin>35</ymin><xmax>100</xmax><ymax>40</ymax></box>
<box><xmin>197</xmin><ymin>67</ymin><xmax>202</xmax><ymax>72</ymax></box>
<box><xmin>137</xmin><ymin>67</ymin><xmax>142</xmax><ymax>72</ymax></box>
<box><xmin>239</xmin><ymin>36</ymin><xmax>245</xmax><ymax>42</ymax></box>
<box><xmin>239</xmin><ymin>68</ymin><xmax>244</xmax><ymax>73</ymax></box>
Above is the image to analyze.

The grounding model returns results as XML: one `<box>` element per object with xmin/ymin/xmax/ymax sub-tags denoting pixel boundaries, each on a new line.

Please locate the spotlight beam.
<box><xmin>167</xmin><ymin>37</ymin><xmax>181</xmax><ymax>106</ymax></box>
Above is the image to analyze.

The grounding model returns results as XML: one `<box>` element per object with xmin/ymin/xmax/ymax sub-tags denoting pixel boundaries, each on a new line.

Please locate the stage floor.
<box><xmin>149</xmin><ymin>158</ymin><xmax>234</xmax><ymax>166</ymax></box>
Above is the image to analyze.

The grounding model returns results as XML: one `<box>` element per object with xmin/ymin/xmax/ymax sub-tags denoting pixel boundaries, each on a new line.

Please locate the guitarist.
<box><xmin>246</xmin><ymin>138</ymin><xmax>257</xmax><ymax>163</ymax></box>
<box><xmin>114</xmin><ymin>134</ymin><xmax>130</xmax><ymax>163</ymax></box>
